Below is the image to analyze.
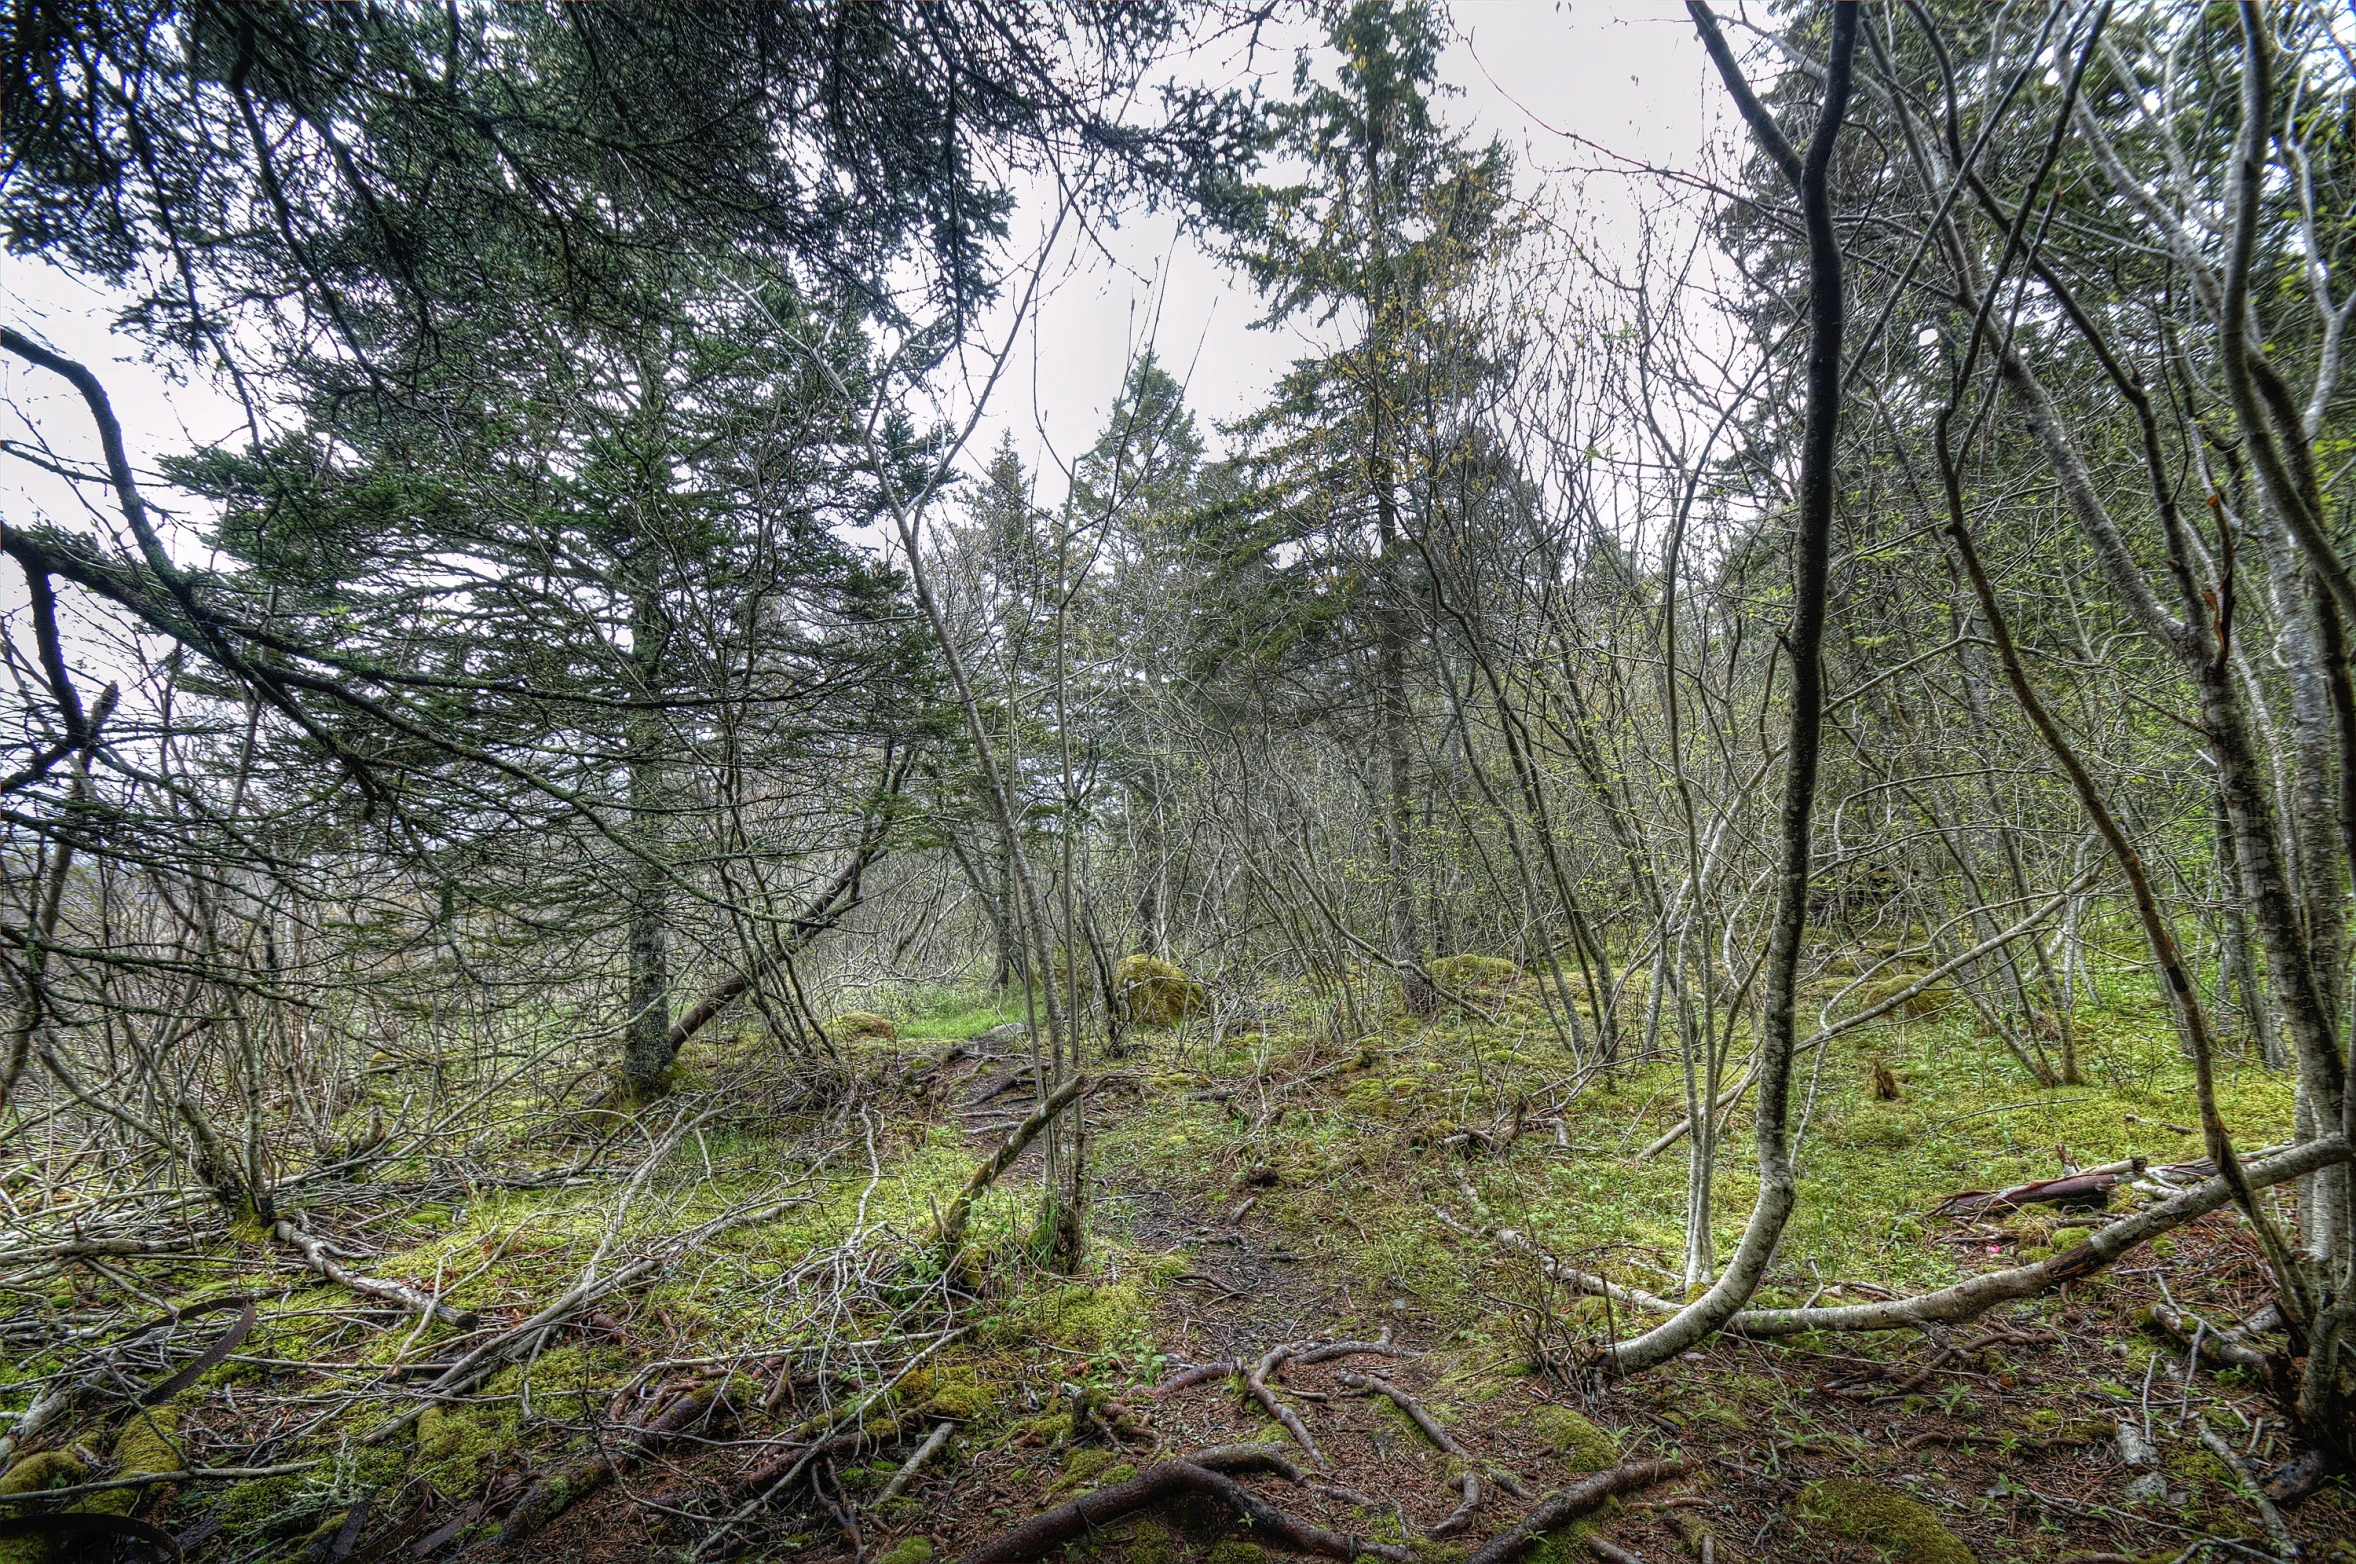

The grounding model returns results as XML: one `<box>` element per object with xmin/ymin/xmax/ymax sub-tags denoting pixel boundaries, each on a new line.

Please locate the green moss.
<box><xmin>1207</xmin><ymin>1542</ymin><xmax>1268</xmax><ymax>1564</ymax></box>
<box><xmin>917</xmin><ymin>1364</ymin><xmax>997</xmax><ymax>1421</ymax></box>
<box><xmin>1793</xmin><ymin>1478</ymin><xmax>1975</xmax><ymax>1564</ymax></box>
<box><xmin>1057</xmin><ymin>1447</ymin><xmax>1120</xmax><ymax>1490</ymax></box>
<box><xmin>1524</xmin><ymin>1523</ymin><xmax>1598</xmax><ymax>1564</ymax></box>
<box><xmin>0</xmin><ymin>1449</ymin><xmax>87</xmax><ymax>1495</ymax></box>
<box><xmin>1009</xmin><ymin>1412</ymin><xmax>1074</xmax><ymax>1446</ymax></box>
<box><xmin>833</xmin><ymin>1011</ymin><xmax>899</xmax><ymax>1041</ymax></box>
<box><xmin>1531</xmin><ymin>1406</ymin><xmax>1621</xmax><ymax>1472</ymax></box>
<box><xmin>76</xmin><ymin>1406</ymin><xmax>184</xmax><ymax>1517</ymax></box>
<box><xmin>1116</xmin><ymin>955</ymin><xmax>1208</xmax><ymax>1026</ymax></box>
<box><xmin>878</xmin><ymin>1540</ymin><xmax>934</xmax><ymax>1564</ymax></box>
<box><xmin>415</xmin><ymin>1398</ymin><xmax>519</xmax><ymax>1492</ymax></box>
<box><xmin>1428</xmin><ymin>955</ymin><xmax>1522</xmax><ymax>991</ymax></box>
<box><xmin>216</xmin><ymin>1474</ymin><xmax>307</xmax><ymax>1534</ymax></box>
<box><xmin>1025</xmin><ymin>1282</ymin><xmax>1147</xmax><ymax>1353</ymax></box>
<box><xmin>1127</xmin><ymin>1518</ymin><xmax>1178</xmax><ymax>1564</ymax></box>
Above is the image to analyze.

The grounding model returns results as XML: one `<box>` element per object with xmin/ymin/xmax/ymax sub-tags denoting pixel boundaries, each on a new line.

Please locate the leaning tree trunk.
<box><xmin>1603</xmin><ymin>0</ymin><xmax>1855</xmax><ymax>1375</ymax></box>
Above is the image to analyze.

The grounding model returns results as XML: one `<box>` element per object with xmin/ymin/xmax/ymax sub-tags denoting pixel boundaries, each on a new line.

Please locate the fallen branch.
<box><xmin>1932</xmin><ymin>1172</ymin><xmax>2116</xmax><ymax>1219</ymax></box>
<box><xmin>1491</xmin><ymin>1136</ymin><xmax>2352</xmax><ymax>1339</ymax></box>
<box><xmin>2197</xmin><ymin>1419</ymin><xmax>2295</xmax><ymax>1560</ymax></box>
<box><xmin>0</xmin><ymin>1236</ymin><xmax>198</xmax><ymax>1265</ymax></box>
<box><xmin>935</xmin><ymin>1073</ymin><xmax>1087</xmax><ymax>1251</ymax></box>
<box><xmin>1463</xmin><ymin>1461</ymin><xmax>1689</xmax><ymax>1564</ymax></box>
<box><xmin>2145</xmin><ymin>1303</ymin><xmax>2272</xmax><ymax>1374</ymax></box>
<box><xmin>872</xmin><ymin>1420</ymin><xmax>954</xmax><ymax>1507</ymax></box>
<box><xmin>274</xmin><ymin>1220</ymin><xmax>476</xmax><ymax>1329</ymax></box>
<box><xmin>955</xmin><ymin>1459</ymin><xmax>1412</xmax><ymax>1564</ymax></box>
<box><xmin>497</xmin><ymin>1376</ymin><xmax>736</xmax><ymax>1543</ymax></box>
<box><xmin>364</xmin><ymin>1188</ymin><xmax>819</xmax><ymax>1444</ymax></box>
<box><xmin>0</xmin><ymin>1462</ymin><xmax>320</xmax><ymax>1504</ymax></box>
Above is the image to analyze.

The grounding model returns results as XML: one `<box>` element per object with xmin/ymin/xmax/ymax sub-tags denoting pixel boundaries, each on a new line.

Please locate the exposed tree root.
<box><xmin>1427</xmin><ymin>1472</ymin><xmax>1482</xmax><ymax>1538</ymax></box>
<box><xmin>1462</xmin><ymin>1462</ymin><xmax>1689</xmax><ymax>1564</ymax></box>
<box><xmin>1248</xmin><ymin>1343</ymin><xmax>1328</xmax><ymax>1469</ymax></box>
<box><xmin>956</xmin><ymin>1449</ymin><xmax>1686</xmax><ymax>1564</ymax></box>
<box><xmin>1336</xmin><ymin>1370</ymin><xmax>1530</xmax><ymax>1497</ymax></box>
<box><xmin>955</xmin><ymin>1457</ymin><xmax>1414</xmax><ymax>1564</ymax></box>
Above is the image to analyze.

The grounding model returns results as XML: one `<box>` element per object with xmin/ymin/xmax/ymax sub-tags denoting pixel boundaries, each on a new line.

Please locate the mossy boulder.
<box><xmin>832</xmin><ymin>1011</ymin><xmax>899</xmax><ymax>1041</ymax></box>
<box><xmin>1428</xmin><ymin>955</ymin><xmax>1523</xmax><ymax>991</ymax></box>
<box><xmin>1853</xmin><ymin>976</ymin><xmax>1950</xmax><ymax>1019</ymax></box>
<box><xmin>1115</xmin><ymin>955</ymin><xmax>1207</xmax><ymax>1026</ymax></box>
<box><xmin>913</xmin><ymin>1364</ymin><xmax>995</xmax><ymax>1421</ymax></box>
<box><xmin>1793</xmin><ymin>1478</ymin><xmax>1974</xmax><ymax>1563</ymax></box>
<box><xmin>1531</xmin><ymin>1406</ymin><xmax>1621</xmax><ymax>1472</ymax></box>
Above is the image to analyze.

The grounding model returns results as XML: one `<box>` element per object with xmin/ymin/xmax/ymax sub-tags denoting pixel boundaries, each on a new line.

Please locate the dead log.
<box><xmin>1463</xmin><ymin>1462</ymin><xmax>1689</xmax><ymax>1564</ymax></box>
<box><xmin>954</xmin><ymin>1459</ymin><xmax>1412</xmax><ymax>1564</ymax></box>
<box><xmin>1931</xmin><ymin>1172</ymin><xmax>2116</xmax><ymax>1219</ymax></box>
<box><xmin>934</xmin><ymin>1073</ymin><xmax>1087</xmax><ymax>1251</ymax></box>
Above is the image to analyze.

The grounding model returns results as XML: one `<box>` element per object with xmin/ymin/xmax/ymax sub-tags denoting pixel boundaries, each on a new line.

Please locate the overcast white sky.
<box><xmin>970</xmin><ymin>2</ymin><xmax>1717</xmax><ymax>503</ymax></box>
<box><xmin>2</xmin><ymin>3</ymin><xmax>1722</xmax><ymax>557</ymax></box>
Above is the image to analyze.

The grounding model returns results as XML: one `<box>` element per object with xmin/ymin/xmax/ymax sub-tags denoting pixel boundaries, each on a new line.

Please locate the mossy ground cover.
<box><xmin>4</xmin><ymin>961</ymin><xmax>2350</xmax><ymax>1563</ymax></box>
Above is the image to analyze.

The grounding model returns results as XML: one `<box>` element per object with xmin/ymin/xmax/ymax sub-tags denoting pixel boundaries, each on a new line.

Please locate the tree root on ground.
<box><xmin>955</xmin><ymin>1455</ymin><xmax>1685</xmax><ymax>1564</ymax></box>
<box><xmin>1462</xmin><ymin>1461</ymin><xmax>1689</xmax><ymax>1564</ymax></box>
<box><xmin>1336</xmin><ymin>1369</ymin><xmax>1530</xmax><ymax>1498</ymax></box>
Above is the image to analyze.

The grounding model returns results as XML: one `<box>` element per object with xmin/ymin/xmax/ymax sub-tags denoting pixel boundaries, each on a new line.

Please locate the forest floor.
<box><xmin>5</xmin><ymin>962</ymin><xmax>2354</xmax><ymax>1564</ymax></box>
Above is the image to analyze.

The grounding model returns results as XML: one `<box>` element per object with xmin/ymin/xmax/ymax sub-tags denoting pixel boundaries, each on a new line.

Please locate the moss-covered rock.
<box><xmin>1115</xmin><ymin>955</ymin><xmax>1207</xmax><ymax>1026</ymax></box>
<box><xmin>833</xmin><ymin>1011</ymin><xmax>899</xmax><ymax>1041</ymax></box>
<box><xmin>1531</xmin><ymin>1405</ymin><xmax>1621</xmax><ymax>1472</ymax></box>
<box><xmin>1428</xmin><ymin>955</ymin><xmax>1523</xmax><ymax>991</ymax></box>
<box><xmin>917</xmin><ymin>1364</ymin><xmax>996</xmax><ymax>1421</ymax></box>
<box><xmin>1793</xmin><ymin>1478</ymin><xmax>1974</xmax><ymax>1564</ymax></box>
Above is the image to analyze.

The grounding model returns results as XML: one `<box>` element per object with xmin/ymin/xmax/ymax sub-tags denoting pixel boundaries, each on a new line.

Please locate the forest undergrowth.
<box><xmin>4</xmin><ymin>952</ymin><xmax>2346</xmax><ymax>1564</ymax></box>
